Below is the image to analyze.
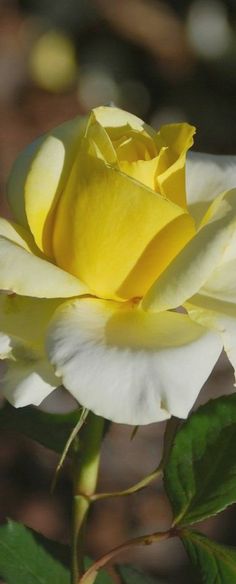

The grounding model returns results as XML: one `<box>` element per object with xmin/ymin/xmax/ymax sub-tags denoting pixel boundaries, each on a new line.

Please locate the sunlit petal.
<box><xmin>186</xmin><ymin>151</ymin><xmax>236</xmax><ymax>224</ymax></box>
<box><xmin>47</xmin><ymin>298</ymin><xmax>222</xmax><ymax>425</ymax></box>
<box><xmin>53</xmin><ymin>151</ymin><xmax>193</xmax><ymax>300</ymax></box>
<box><xmin>8</xmin><ymin>116</ymin><xmax>86</xmax><ymax>256</ymax></box>
<box><xmin>0</xmin><ymin>236</ymin><xmax>88</xmax><ymax>297</ymax></box>
<box><xmin>143</xmin><ymin>189</ymin><xmax>236</xmax><ymax>312</ymax></box>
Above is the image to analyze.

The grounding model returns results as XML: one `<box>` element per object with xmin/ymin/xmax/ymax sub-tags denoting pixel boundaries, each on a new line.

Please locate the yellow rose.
<box><xmin>0</xmin><ymin>107</ymin><xmax>236</xmax><ymax>424</ymax></box>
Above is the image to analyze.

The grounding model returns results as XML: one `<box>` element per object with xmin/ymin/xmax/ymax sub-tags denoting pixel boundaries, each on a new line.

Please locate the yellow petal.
<box><xmin>0</xmin><ymin>217</ymin><xmax>40</xmax><ymax>254</ymax></box>
<box><xmin>0</xmin><ymin>235</ymin><xmax>88</xmax><ymax>298</ymax></box>
<box><xmin>0</xmin><ymin>294</ymin><xmax>62</xmax><ymax>347</ymax></box>
<box><xmin>24</xmin><ymin>135</ymin><xmax>65</xmax><ymax>257</ymax></box>
<box><xmin>155</xmin><ymin>123</ymin><xmax>196</xmax><ymax>208</ymax></box>
<box><xmin>8</xmin><ymin>116</ymin><xmax>87</xmax><ymax>257</ymax></box>
<box><xmin>53</xmin><ymin>152</ymin><xmax>192</xmax><ymax>300</ymax></box>
<box><xmin>143</xmin><ymin>188</ymin><xmax>236</xmax><ymax>312</ymax></box>
<box><xmin>118</xmin><ymin>213</ymin><xmax>195</xmax><ymax>299</ymax></box>
<box><xmin>119</xmin><ymin>157</ymin><xmax>159</xmax><ymax>190</ymax></box>
<box><xmin>87</xmin><ymin>110</ymin><xmax>158</xmax><ymax>189</ymax></box>
<box><xmin>7</xmin><ymin>136</ymin><xmax>44</xmax><ymax>229</ymax></box>
<box><xmin>85</xmin><ymin>117</ymin><xmax>117</xmax><ymax>165</ymax></box>
<box><xmin>114</xmin><ymin>130</ymin><xmax>157</xmax><ymax>161</ymax></box>
<box><xmin>92</xmin><ymin>105</ymin><xmax>148</xmax><ymax>132</ymax></box>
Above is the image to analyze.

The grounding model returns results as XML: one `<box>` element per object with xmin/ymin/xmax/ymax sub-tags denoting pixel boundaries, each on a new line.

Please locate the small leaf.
<box><xmin>164</xmin><ymin>394</ymin><xmax>236</xmax><ymax>526</ymax></box>
<box><xmin>0</xmin><ymin>402</ymin><xmax>82</xmax><ymax>453</ymax></box>
<box><xmin>181</xmin><ymin>530</ymin><xmax>236</xmax><ymax>583</ymax></box>
<box><xmin>118</xmin><ymin>564</ymin><xmax>165</xmax><ymax>583</ymax></box>
<box><xmin>0</xmin><ymin>520</ymin><xmax>69</xmax><ymax>584</ymax></box>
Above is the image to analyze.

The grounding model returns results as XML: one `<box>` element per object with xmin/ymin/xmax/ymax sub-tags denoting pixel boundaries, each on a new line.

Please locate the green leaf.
<box><xmin>0</xmin><ymin>521</ymin><xmax>114</xmax><ymax>584</ymax></box>
<box><xmin>181</xmin><ymin>530</ymin><xmax>236</xmax><ymax>583</ymax></box>
<box><xmin>0</xmin><ymin>402</ymin><xmax>82</xmax><ymax>453</ymax></box>
<box><xmin>118</xmin><ymin>565</ymin><xmax>165</xmax><ymax>583</ymax></box>
<box><xmin>164</xmin><ymin>394</ymin><xmax>236</xmax><ymax>526</ymax></box>
<box><xmin>0</xmin><ymin>520</ymin><xmax>69</xmax><ymax>584</ymax></box>
<box><xmin>0</xmin><ymin>521</ymin><xmax>115</xmax><ymax>584</ymax></box>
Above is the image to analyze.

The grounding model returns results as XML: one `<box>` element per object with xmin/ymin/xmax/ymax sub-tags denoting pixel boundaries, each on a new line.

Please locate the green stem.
<box><xmin>91</xmin><ymin>465</ymin><xmax>162</xmax><ymax>501</ymax></box>
<box><xmin>71</xmin><ymin>412</ymin><xmax>105</xmax><ymax>584</ymax></box>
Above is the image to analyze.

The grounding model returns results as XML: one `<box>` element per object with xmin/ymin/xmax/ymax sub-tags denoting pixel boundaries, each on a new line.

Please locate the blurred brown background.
<box><xmin>1</xmin><ymin>0</ymin><xmax>236</xmax><ymax>582</ymax></box>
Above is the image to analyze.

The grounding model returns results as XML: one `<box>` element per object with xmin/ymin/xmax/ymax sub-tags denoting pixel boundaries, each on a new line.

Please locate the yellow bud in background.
<box><xmin>29</xmin><ymin>30</ymin><xmax>78</xmax><ymax>93</ymax></box>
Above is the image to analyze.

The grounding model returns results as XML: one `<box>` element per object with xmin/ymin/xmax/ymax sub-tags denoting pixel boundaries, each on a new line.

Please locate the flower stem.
<box><xmin>71</xmin><ymin>412</ymin><xmax>105</xmax><ymax>584</ymax></box>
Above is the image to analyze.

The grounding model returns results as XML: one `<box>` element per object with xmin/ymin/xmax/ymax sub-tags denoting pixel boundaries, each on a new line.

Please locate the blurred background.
<box><xmin>1</xmin><ymin>0</ymin><xmax>236</xmax><ymax>582</ymax></box>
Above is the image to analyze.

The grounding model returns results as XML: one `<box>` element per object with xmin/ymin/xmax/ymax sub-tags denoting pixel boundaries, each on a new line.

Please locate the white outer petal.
<box><xmin>186</xmin><ymin>152</ymin><xmax>236</xmax><ymax>224</ymax></box>
<box><xmin>187</xmin><ymin>295</ymin><xmax>236</xmax><ymax>375</ymax></box>
<box><xmin>0</xmin><ymin>333</ymin><xmax>11</xmax><ymax>358</ymax></box>
<box><xmin>0</xmin><ymin>295</ymin><xmax>62</xmax><ymax>407</ymax></box>
<box><xmin>46</xmin><ymin>298</ymin><xmax>222</xmax><ymax>425</ymax></box>
<box><xmin>1</xmin><ymin>358</ymin><xmax>58</xmax><ymax>407</ymax></box>
<box><xmin>201</xmin><ymin>259</ymin><xmax>236</xmax><ymax>303</ymax></box>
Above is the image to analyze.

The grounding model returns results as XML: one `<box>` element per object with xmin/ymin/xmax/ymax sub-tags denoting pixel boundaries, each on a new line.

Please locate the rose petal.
<box><xmin>186</xmin><ymin>151</ymin><xmax>236</xmax><ymax>224</ymax></box>
<box><xmin>155</xmin><ymin>123</ymin><xmax>195</xmax><ymax>208</ymax></box>
<box><xmin>0</xmin><ymin>294</ymin><xmax>62</xmax><ymax>345</ymax></box>
<box><xmin>142</xmin><ymin>188</ymin><xmax>236</xmax><ymax>312</ymax></box>
<box><xmin>0</xmin><ymin>217</ymin><xmax>40</xmax><ymax>254</ymax></box>
<box><xmin>0</xmin><ymin>294</ymin><xmax>61</xmax><ymax>406</ymax></box>
<box><xmin>1</xmin><ymin>358</ymin><xmax>58</xmax><ymax>407</ymax></box>
<box><xmin>53</xmin><ymin>150</ymin><xmax>194</xmax><ymax>300</ymax></box>
<box><xmin>46</xmin><ymin>297</ymin><xmax>222</xmax><ymax>425</ymax></box>
<box><xmin>8</xmin><ymin>116</ymin><xmax>86</xmax><ymax>256</ymax></box>
<box><xmin>186</xmin><ymin>294</ymin><xmax>236</xmax><ymax>376</ymax></box>
<box><xmin>0</xmin><ymin>235</ymin><xmax>88</xmax><ymax>297</ymax></box>
<box><xmin>92</xmin><ymin>106</ymin><xmax>146</xmax><ymax>132</ymax></box>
